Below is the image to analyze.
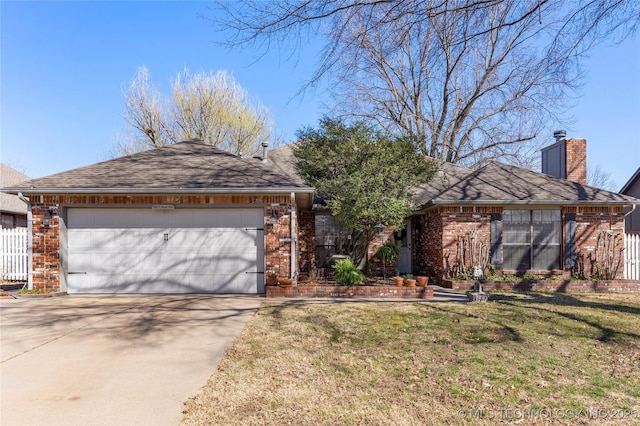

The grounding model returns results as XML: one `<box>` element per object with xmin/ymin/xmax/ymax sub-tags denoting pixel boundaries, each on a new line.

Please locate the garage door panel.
<box><xmin>111</xmin><ymin>253</ymin><xmax>142</xmax><ymax>272</ymax></box>
<box><xmin>211</xmin><ymin>274</ymin><xmax>239</xmax><ymax>293</ymax></box>
<box><xmin>232</xmin><ymin>229</ymin><xmax>259</xmax><ymax>247</ymax></box>
<box><xmin>68</xmin><ymin>230</ymin><xmax>93</xmax><ymax>248</ymax></box>
<box><xmin>209</xmin><ymin>229</ymin><xmax>240</xmax><ymax>247</ymax></box>
<box><xmin>168</xmin><ymin>229</ymin><xmax>212</xmax><ymax>248</ymax></box>
<box><xmin>157</xmin><ymin>253</ymin><xmax>192</xmax><ymax>273</ymax></box>
<box><xmin>68</xmin><ymin>253</ymin><xmax>93</xmax><ymax>272</ymax></box>
<box><xmin>66</xmin><ymin>208</ymin><xmax>263</xmax><ymax>294</ymax></box>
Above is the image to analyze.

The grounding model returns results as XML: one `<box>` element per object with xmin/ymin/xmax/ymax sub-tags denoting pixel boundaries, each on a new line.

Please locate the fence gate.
<box><xmin>1</xmin><ymin>228</ymin><xmax>28</xmax><ymax>281</ymax></box>
<box><xmin>625</xmin><ymin>233</ymin><xmax>640</xmax><ymax>280</ymax></box>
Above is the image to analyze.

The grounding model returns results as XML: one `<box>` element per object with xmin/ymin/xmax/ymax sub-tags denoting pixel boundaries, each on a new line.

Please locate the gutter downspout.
<box><xmin>290</xmin><ymin>192</ymin><xmax>296</xmax><ymax>280</ymax></box>
<box><xmin>624</xmin><ymin>203</ymin><xmax>637</xmax><ymax>221</ymax></box>
<box><xmin>17</xmin><ymin>193</ymin><xmax>33</xmax><ymax>290</ymax></box>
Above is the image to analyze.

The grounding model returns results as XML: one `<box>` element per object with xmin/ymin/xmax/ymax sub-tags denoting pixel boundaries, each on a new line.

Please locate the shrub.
<box><xmin>377</xmin><ymin>241</ymin><xmax>400</xmax><ymax>278</ymax></box>
<box><xmin>333</xmin><ymin>258</ymin><xmax>365</xmax><ymax>286</ymax></box>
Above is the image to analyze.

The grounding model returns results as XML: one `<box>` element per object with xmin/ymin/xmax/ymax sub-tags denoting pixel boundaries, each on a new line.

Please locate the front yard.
<box><xmin>181</xmin><ymin>293</ymin><xmax>640</xmax><ymax>425</ymax></box>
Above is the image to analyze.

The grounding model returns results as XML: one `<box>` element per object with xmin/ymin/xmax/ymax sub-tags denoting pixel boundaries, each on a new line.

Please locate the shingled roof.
<box><xmin>268</xmin><ymin>145</ymin><xmax>638</xmax><ymax>208</ymax></box>
<box><xmin>267</xmin><ymin>143</ymin><xmax>306</xmax><ymax>186</ymax></box>
<box><xmin>5</xmin><ymin>141</ymin><xmax>314</xmax><ymax>195</ymax></box>
<box><xmin>412</xmin><ymin>161</ymin><xmax>472</xmax><ymax>206</ymax></box>
<box><xmin>420</xmin><ymin>161</ymin><xmax>639</xmax><ymax>207</ymax></box>
<box><xmin>1</xmin><ymin>164</ymin><xmax>30</xmax><ymax>214</ymax></box>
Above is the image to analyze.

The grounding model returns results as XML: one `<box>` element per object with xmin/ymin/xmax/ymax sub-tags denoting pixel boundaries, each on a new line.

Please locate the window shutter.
<box><xmin>490</xmin><ymin>213</ymin><xmax>502</xmax><ymax>269</ymax></box>
<box><xmin>564</xmin><ymin>213</ymin><xmax>577</xmax><ymax>270</ymax></box>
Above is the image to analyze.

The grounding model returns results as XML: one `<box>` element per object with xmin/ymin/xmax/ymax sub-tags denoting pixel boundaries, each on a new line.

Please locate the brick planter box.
<box><xmin>443</xmin><ymin>279</ymin><xmax>640</xmax><ymax>293</ymax></box>
<box><xmin>266</xmin><ymin>285</ymin><xmax>435</xmax><ymax>299</ymax></box>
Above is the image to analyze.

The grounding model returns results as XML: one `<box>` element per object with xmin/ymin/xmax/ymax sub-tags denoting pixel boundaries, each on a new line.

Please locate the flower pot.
<box><xmin>266</xmin><ymin>274</ymin><xmax>278</xmax><ymax>286</ymax></box>
<box><xmin>417</xmin><ymin>276</ymin><xmax>429</xmax><ymax>287</ymax></box>
<box><xmin>278</xmin><ymin>277</ymin><xmax>294</xmax><ymax>287</ymax></box>
<box><xmin>404</xmin><ymin>279</ymin><xmax>416</xmax><ymax>287</ymax></box>
<box><xmin>392</xmin><ymin>276</ymin><xmax>404</xmax><ymax>287</ymax></box>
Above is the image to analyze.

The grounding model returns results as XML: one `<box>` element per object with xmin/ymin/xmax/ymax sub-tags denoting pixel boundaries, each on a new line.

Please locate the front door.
<box><xmin>395</xmin><ymin>219</ymin><xmax>412</xmax><ymax>274</ymax></box>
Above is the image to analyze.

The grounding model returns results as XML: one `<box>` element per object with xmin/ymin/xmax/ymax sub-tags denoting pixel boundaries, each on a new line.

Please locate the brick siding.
<box><xmin>565</xmin><ymin>206</ymin><xmax>626</xmax><ymax>278</ymax></box>
<box><xmin>565</xmin><ymin>138</ymin><xmax>587</xmax><ymax>185</ymax></box>
<box><xmin>444</xmin><ymin>279</ymin><xmax>640</xmax><ymax>292</ymax></box>
<box><xmin>417</xmin><ymin>205</ymin><xmax>626</xmax><ymax>285</ymax></box>
<box><xmin>297</xmin><ymin>211</ymin><xmax>315</xmax><ymax>277</ymax></box>
<box><xmin>367</xmin><ymin>230</ymin><xmax>395</xmax><ymax>276</ymax></box>
<box><xmin>414</xmin><ymin>209</ymin><xmax>443</xmax><ymax>280</ymax></box>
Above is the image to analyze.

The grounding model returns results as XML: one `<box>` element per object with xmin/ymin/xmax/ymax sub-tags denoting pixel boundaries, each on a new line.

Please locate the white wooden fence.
<box><xmin>625</xmin><ymin>233</ymin><xmax>640</xmax><ymax>280</ymax></box>
<box><xmin>1</xmin><ymin>228</ymin><xmax>28</xmax><ymax>281</ymax></box>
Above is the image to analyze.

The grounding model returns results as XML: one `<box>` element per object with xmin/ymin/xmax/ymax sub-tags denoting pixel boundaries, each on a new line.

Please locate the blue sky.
<box><xmin>1</xmin><ymin>1</ymin><xmax>639</xmax><ymax>190</ymax></box>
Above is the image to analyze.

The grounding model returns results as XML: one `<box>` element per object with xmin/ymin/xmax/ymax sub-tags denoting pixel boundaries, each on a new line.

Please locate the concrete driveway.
<box><xmin>0</xmin><ymin>295</ymin><xmax>262</xmax><ymax>426</ymax></box>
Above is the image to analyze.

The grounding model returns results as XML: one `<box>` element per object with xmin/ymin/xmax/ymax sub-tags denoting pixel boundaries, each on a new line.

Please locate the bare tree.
<box><xmin>122</xmin><ymin>66</ymin><xmax>171</xmax><ymax>149</ymax></box>
<box><xmin>115</xmin><ymin>67</ymin><xmax>274</xmax><ymax>156</ymax></box>
<box><xmin>214</xmin><ymin>0</ymin><xmax>639</xmax><ymax>167</ymax></box>
<box><xmin>587</xmin><ymin>164</ymin><xmax>616</xmax><ymax>191</ymax></box>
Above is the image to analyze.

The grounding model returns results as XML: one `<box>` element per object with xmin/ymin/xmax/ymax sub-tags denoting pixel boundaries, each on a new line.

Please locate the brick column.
<box><xmin>31</xmin><ymin>204</ymin><xmax>61</xmax><ymax>292</ymax></box>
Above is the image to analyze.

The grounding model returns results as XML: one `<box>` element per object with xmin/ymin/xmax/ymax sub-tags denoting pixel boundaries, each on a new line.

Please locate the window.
<box><xmin>503</xmin><ymin>210</ymin><xmax>561</xmax><ymax>270</ymax></box>
<box><xmin>315</xmin><ymin>215</ymin><xmax>347</xmax><ymax>267</ymax></box>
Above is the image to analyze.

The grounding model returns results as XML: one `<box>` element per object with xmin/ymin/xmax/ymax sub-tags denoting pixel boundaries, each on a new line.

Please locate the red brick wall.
<box><xmin>565</xmin><ymin>138</ymin><xmax>587</xmax><ymax>185</ymax></box>
<box><xmin>367</xmin><ymin>230</ymin><xmax>395</xmax><ymax>276</ymax></box>
<box><xmin>297</xmin><ymin>211</ymin><xmax>315</xmax><ymax>277</ymax></box>
<box><xmin>29</xmin><ymin>194</ymin><xmax>294</xmax><ymax>292</ymax></box>
<box><xmin>441</xmin><ymin>207</ymin><xmax>495</xmax><ymax>281</ymax></box>
<box><xmin>32</xmin><ymin>205</ymin><xmax>61</xmax><ymax>292</ymax></box>
<box><xmin>416</xmin><ymin>205</ymin><xmax>626</xmax><ymax>284</ymax></box>
<box><xmin>414</xmin><ymin>209</ymin><xmax>443</xmax><ymax>280</ymax></box>
<box><xmin>444</xmin><ymin>279</ymin><xmax>640</xmax><ymax>292</ymax></box>
<box><xmin>566</xmin><ymin>206</ymin><xmax>626</xmax><ymax>279</ymax></box>
<box><xmin>267</xmin><ymin>284</ymin><xmax>434</xmax><ymax>299</ymax></box>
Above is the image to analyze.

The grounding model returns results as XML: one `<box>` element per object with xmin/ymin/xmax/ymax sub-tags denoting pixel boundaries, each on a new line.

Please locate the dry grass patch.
<box><xmin>182</xmin><ymin>293</ymin><xmax>640</xmax><ymax>425</ymax></box>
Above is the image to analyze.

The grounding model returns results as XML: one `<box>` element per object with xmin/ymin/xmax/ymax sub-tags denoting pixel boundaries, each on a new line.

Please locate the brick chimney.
<box><xmin>564</xmin><ymin>138</ymin><xmax>587</xmax><ymax>185</ymax></box>
<box><xmin>541</xmin><ymin>131</ymin><xmax>587</xmax><ymax>185</ymax></box>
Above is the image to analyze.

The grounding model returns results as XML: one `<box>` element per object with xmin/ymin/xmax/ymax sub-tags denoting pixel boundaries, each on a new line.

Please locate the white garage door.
<box><xmin>66</xmin><ymin>208</ymin><xmax>264</xmax><ymax>294</ymax></box>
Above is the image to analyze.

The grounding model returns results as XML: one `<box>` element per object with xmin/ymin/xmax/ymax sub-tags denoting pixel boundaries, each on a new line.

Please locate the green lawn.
<box><xmin>181</xmin><ymin>292</ymin><xmax>640</xmax><ymax>425</ymax></box>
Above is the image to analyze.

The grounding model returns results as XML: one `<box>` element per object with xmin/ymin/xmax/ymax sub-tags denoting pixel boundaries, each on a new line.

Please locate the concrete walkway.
<box><xmin>0</xmin><ymin>295</ymin><xmax>261</xmax><ymax>426</ymax></box>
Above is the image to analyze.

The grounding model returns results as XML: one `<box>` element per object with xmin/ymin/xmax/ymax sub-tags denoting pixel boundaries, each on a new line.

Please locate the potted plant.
<box><xmin>377</xmin><ymin>241</ymin><xmax>400</xmax><ymax>279</ymax></box>
<box><xmin>266</xmin><ymin>274</ymin><xmax>278</xmax><ymax>286</ymax></box>
<box><xmin>277</xmin><ymin>277</ymin><xmax>294</xmax><ymax>287</ymax></box>
<box><xmin>416</xmin><ymin>276</ymin><xmax>429</xmax><ymax>287</ymax></box>
<box><xmin>403</xmin><ymin>274</ymin><xmax>416</xmax><ymax>287</ymax></box>
<box><xmin>392</xmin><ymin>276</ymin><xmax>404</xmax><ymax>287</ymax></box>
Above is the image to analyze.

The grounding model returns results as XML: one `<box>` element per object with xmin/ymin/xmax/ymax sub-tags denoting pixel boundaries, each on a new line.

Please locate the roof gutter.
<box><xmin>5</xmin><ymin>187</ymin><xmax>315</xmax><ymax>195</ymax></box>
<box><xmin>415</xmin><ymin>199</ymin><xmax>639</xmax><ymax>213</ymax></box>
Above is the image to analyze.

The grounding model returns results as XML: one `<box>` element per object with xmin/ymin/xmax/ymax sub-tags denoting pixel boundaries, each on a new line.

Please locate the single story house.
<box><xmin>5</xmin><ymin>136</ymin><xmax>639</xmax><ymax>293</ymax></box>
<box><xmin>1</xmin><ymin>164</ymin><xmax>30</xmax><ymax>228</ymax></box>
<box><xmin>268</xmin><ymin>135</ymin><xmax>639</xmax><ymax>283</ymax></box>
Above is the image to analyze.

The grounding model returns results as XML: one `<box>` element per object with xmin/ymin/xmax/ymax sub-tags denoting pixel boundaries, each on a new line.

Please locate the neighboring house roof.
<box><xmin>421</xmin><ymin>161</ymin><xmax>639</xmax><ymax>207</ymax></box>
<box><xmin>0</xmin><ymin>164</ymin><xmax>30</xmax><ymax>215</ymax></box>
<box><xmin>620</xmin><ymin>167</ymin><xmax>640</xmax><ymax>195</ymax></box>
<box><xmin>5</xmin><ymin>141</ymin><xmax>314</xmax><ymax>195</ymax></box>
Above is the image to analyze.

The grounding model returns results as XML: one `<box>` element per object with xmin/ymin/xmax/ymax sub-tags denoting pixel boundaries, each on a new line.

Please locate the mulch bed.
<box><xmin>297</xmin><ymin>277</ymin><xmax>397</xmax><ymax>286</ymax></box>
